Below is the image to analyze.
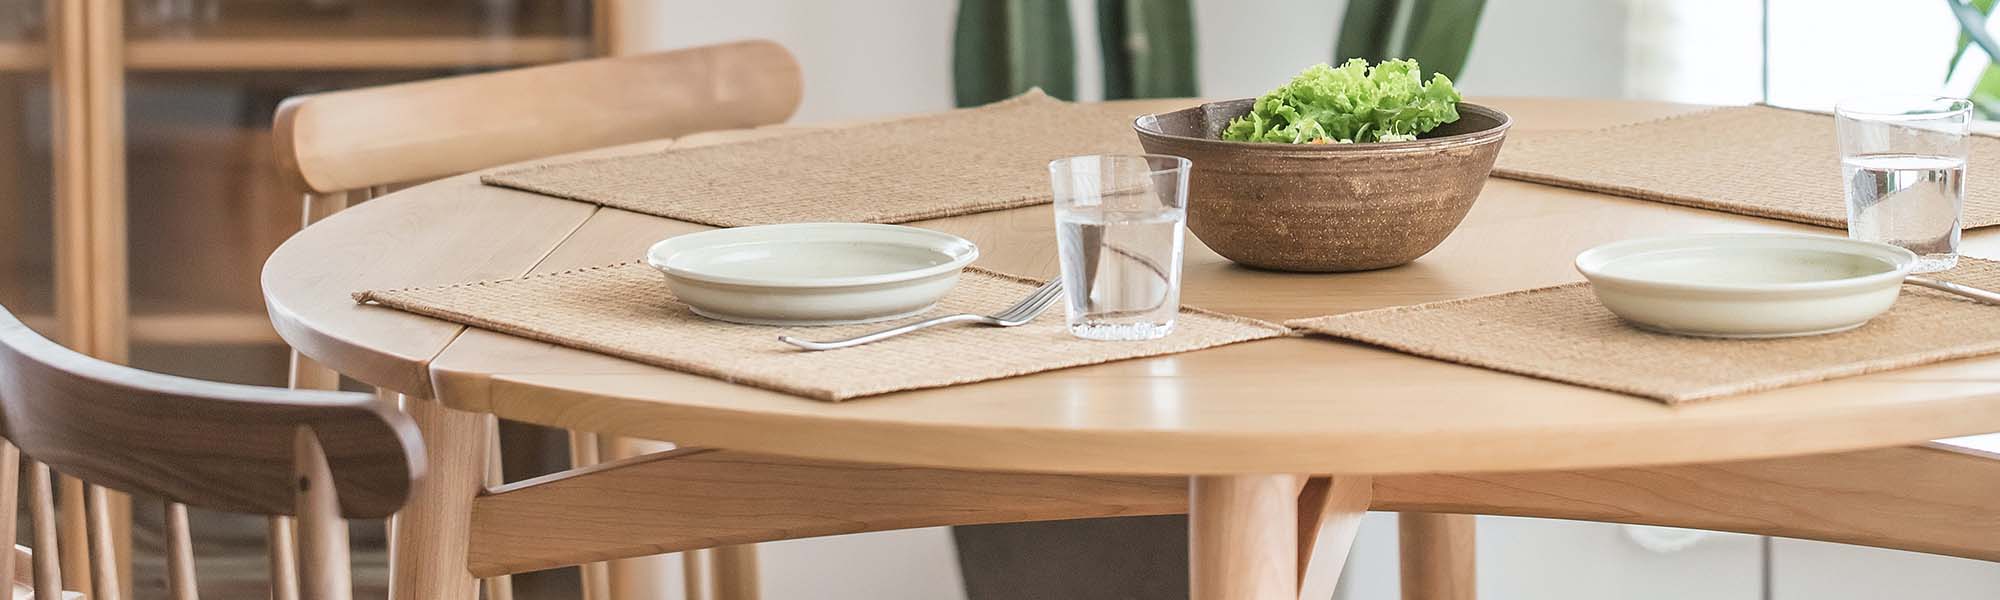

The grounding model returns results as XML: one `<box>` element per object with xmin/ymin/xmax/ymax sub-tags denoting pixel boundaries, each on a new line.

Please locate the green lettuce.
<box><xmin>1221</xmin><ymin>59</ymin><xmax>1461</xmax><ymax>144</ymax></box>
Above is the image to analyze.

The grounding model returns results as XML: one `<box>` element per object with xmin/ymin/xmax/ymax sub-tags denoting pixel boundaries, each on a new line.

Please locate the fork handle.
<box><xmin>778</xmin><ymin>313</ymin><xmax>989</xmax><ymax>351</ymax></box>
<box><xmin>1906</xmin><ymin>276</ymin><xmax>2000</xmax><ymax>305</ymax></box>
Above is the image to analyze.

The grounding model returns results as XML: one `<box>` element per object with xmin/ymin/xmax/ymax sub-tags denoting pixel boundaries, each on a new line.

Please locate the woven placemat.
<box><xmin>1287</xmin><ymin>257</ymin><xmax>2000</xmax><ymax>404</ymax></box>
<box><xmin>480</xmin><ymin>90</ymin><xmax>1145</xmax><ymax>227</ymax></box>
<box><xmin>355</xmin><ymin>263</ymin><xmax>1285</xmax><ymax>401</ymax></box>
<box><xmin>1494</xmin><ymin>105</ymin><xmax>2000</xmax><ymax>229</ymax></box>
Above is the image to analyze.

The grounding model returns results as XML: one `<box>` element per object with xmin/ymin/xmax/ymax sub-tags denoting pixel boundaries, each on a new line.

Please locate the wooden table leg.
<box><xmin>1297</xmin><ymin>476</ymin><xmax>1371</xmax><ymax>592</ymax></box>
<box><xmin>711</xmin><ymin>544</ymin><xmax>760</xmax><ymax>600</ymax></box>
<box><xmin>681</xmin><ymin>548</ymin><xmax>711</xmax><ymax>600</ymax></box>
<box><xmin>1190</xmin><ymin>474</ymin><xmax>1302</xmax><ymax>600</ymax></box>
<box><xmin>481</xmin><ymin>416</ymin><xmax>515</xmax><ymax>600</ymax></box>
<box><xmin>1399</xmin><ymin>513</ymin><xmax>1476</xmax><ymax>600</ymax></box>
<box><xmin>390</xmin><ymin>395</ymin><xmax>486</xmax><ymax>600</ymax></box>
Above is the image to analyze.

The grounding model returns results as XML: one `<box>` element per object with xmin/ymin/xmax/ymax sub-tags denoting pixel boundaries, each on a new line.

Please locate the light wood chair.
<box><xmin>270</xmin><ymin>38</ymin><xmax>803</xmax><ymax>600</ymax></box>
<box><xmin>0</xmin><ymin>302</ymin><xmax>422</xmax><ymax>600</ymax></box>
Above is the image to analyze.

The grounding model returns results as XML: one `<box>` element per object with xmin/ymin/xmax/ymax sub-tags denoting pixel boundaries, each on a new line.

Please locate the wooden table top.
<box><xmin>262</xmin><ymin>97</ymin><xmax>2000</xmax><ymax>476</ymax></box>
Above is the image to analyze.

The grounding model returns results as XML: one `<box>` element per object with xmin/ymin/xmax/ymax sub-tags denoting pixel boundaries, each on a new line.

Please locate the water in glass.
<box><xmin>1835</xmin><ymin>96</ymin><xmax>1971</xmax><ymax>274</ymax></box>
<box><xmin>1055</xmin><ymin>207</ymin><xmax>1186</xmax><ymax>340</ymax></box>
<box><xmin>1049</xmin><ymin>154</ymin><xmax>1190</xmax><ymax>341</ymax></box>
<box><xmin>1843</xmin><ymin>153</ymin><xmax>1964</xmax><ymax>272</ymax></box>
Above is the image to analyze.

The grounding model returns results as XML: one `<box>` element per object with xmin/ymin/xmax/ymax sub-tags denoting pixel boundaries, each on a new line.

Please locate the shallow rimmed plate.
<box><xmin>1575</xmin><ymin>233</ymin><xmax>1917</xmax><ymax>338</ymax></box>
<box><xmin>645</xmin><ymin>223</ymin><xmax>979</xmax><ymax>326</ymax></box>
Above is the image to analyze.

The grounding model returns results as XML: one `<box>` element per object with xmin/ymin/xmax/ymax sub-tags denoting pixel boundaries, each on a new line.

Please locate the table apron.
<box><xmin>460</xmin><ymin>443</ymin><xmax>2000</xmax><ymax>577</ymax></box>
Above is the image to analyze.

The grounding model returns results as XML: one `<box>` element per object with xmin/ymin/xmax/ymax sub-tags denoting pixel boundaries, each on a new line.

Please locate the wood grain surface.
<box><xmin>267</xmin><ymin>97</ymin><xmax>2000</xmax><ymax>476</ymax></box>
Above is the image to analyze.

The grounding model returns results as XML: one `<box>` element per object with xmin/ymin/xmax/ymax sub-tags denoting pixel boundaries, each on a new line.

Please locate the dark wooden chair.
<box><xmin>0</xmin><ymin>303</ymin><xmax>422</xmax><ymax>599</ymax></box>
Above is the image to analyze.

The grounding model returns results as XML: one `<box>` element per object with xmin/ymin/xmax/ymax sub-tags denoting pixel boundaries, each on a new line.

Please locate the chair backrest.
<box><xmin>271</xmin><ymin>38</ymin><xmax>804</xmax><ymax>194</ymax></box>
<box><xmin>0</xmin><ymin>304</ymin><xmax>423</xmax><ymax>599</ymax></box>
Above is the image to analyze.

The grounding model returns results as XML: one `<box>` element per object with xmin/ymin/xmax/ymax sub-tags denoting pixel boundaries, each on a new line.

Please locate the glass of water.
<box><xmin>1836</xmin><ymin>96</ymin><xmax>1972</xmax><ymax>272</ymax></box>
<box><xmin>1048</xmin><ymin>154</ymin><xmax>1191</xmax><ymax>341</ymax></box>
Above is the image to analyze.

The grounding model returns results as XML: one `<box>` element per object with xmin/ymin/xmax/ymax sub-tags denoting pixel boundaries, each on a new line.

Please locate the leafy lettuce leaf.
<box><xmin>1221</xmin><ymin>59</ymin><xmax>1461</xmax><ymax>144</ymax></box>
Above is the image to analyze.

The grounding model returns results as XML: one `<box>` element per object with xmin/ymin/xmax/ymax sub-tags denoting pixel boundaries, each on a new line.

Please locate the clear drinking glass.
<box><xmin>1048</xmin><ymin>154</ymin><xmax>1190</xmax><ymax>341</ymax></box>
<box><xmin>1836</xmin><ymin>96</ymin><xmax>1973</xmax><ymax>273</ymax></box>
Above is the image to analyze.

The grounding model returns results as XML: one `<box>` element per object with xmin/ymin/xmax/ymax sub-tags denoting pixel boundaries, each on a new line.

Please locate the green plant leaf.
<box><xmin>1334</xmin><ymin>0</ymin><xmax>1486</xmax><ymax>80</ymax></box>
<box><xmin>1335</xmin><ymin>0</ymin><xmax>1400</xmax><ymax>65</ymax></box>
<box><xmin>1970</xmin><ymin>64</ymin><xmax>2000</xmax><ymax>119</ymax></box>
<box><xmin>1098</xmin><ymin>0</ymin><xmax>1197</xmax><ymax>99</ymax></box>
<box><xmin>1950</xmin><ymin>0</ymin><xmax>2000</xmax><ymax>73</ymax></box>
<box><xmin>953</xmin><ymin>0</ymin><xmax>1077</xmax><ymax>107</ymax></box>
<box><xmin>1402</xmin><ymin>0</ymin><xmax>1486</xmax><ymax>80</ymax></box>
<box><xmin>1948</xmin><ymin>0</ymin><xmax>1999</xmax><ymax>80</ymax></box>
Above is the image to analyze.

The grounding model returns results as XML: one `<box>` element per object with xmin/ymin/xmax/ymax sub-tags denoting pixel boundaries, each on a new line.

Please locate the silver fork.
<box><xmin>778</xmin><ymin>279</ymin><xmax>1065</xmax><ymax>351</ymax></box>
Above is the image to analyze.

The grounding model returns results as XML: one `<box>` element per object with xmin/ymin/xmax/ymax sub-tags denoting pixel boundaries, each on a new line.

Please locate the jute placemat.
<box><xmin>480</xmin><ymin>89</ymin><xmax>1145</xmax><ymax>227</ymax></box>
<box><xmin>1494</xmin><ymin>105</ymin><xmax>2000</xmax><ymax>229</ymax></box>
<box><xmin>1288</xmin><ymin>257</ymin><xmax>2000</xmax><ymax>404</ymax></box>
<box><xmin>355</xmin><ymin>263</ymin><xmax>1286</xmax><ymax>401</ymax></box>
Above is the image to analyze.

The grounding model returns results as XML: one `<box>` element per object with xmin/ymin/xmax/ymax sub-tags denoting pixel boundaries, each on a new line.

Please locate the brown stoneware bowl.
<box><xmin>1134</xmin><ymin>98</ymin><xmax>1511</xmax><ymax>272</ymax></box>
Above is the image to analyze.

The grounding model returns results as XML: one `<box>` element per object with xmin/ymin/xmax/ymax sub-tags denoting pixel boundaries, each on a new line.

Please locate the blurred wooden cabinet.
<box><xmin>0</xmin><ymin>0</ymin><xmax>619</xmax><ymax>376</ymax></box>
<box><xmin>0</xmin><ymin>1</ymin><xmax>620</xmax><ymax>596</ymax></box>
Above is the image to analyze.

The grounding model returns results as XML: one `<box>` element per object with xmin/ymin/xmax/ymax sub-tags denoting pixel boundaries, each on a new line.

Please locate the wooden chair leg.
<box><xmin>1189</xmin><ymin>474</ymin><xmax>1301</xmax><ymax>600</ymax></box>
<box><xmin>289</xmin><ymin>352</ymin><xmax>341</xmax><ymax>392</ymax></box>
<box><xmin>86</xmin><ymin>485</ymin><xmax>121</xmax><ymax>600</ymax></box>
<box><xmin>1400</xmin><ymin>513</ymin><xmax>1476</xmax><ymax>600</ymax></box>
<box><xmin>0</xmin><ymin>441</ymin><xmax>17</xmax><ymax>592</ymax></box>
<box><xmin>593</xmin><ymin>437</ymin><xmax>761</xmax><ymax>600</ymax></box>
<box><xmin>269</xmin><ymin>516</ymin><xmax>301</xmax><ymax>600</ymax></box>
<box><xmin>302</xmin><ymin>192</ymin><xmax>350</xmax><ymax>228</ymax></box>
<box><xmin>390</xmin><ymin>396</ymin><xmax>485</xmax><ymax>600</ymax></box>
<box><xmin>57</xmin><ymin>476</ymin><xmax>91</xmax><ymax>596</ymax></box>
<box><xmin>109</xmin><ymin>490</ymin><xmax>132</xmax><ymax>598</ymax></box>
<box><xmin>295</xmin><ymin>428</ymin><xmax>352</xmax><ymax>600</ymax></box>
<box><xmin>603</xmin><ymin>437</ymin><xmax>684</xmax><ymax>600</ymax></box>
<box><xmin>29</xmin><ymin>462</ymin><xmax>61</xmax><ymax>600</ymax></box>
<box><xmin>279</xmin><ymin>191</ymin><xmax>346</xmax><ymax>600</ymax></box>
<box><xmin>164</xmin><ymin>503</ymin><xmax>197</xmax><ymax>600</ymax></box>
<box><xmin>1296</xmin><ymin>476</ymin><xmax>1371</xmax><ymax>593</ymax></box>
<box><xmin>480</xmin><ymin>417</ymin><xmax>514</xmax><ymax>600</ymax></box>
<box><xmin>568</xmin><ymin>432</ymin><xmax>611</xmax><ymax>600</ymax></box>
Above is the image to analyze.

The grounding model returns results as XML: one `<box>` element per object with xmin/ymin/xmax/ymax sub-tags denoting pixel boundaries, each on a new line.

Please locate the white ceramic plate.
<box><xmin>1575</xmin><ymin>233</ymin><xmax>1916</xmax><ymax>338</ymax></box>
<box><xmin>646</xmin><ymin>223</ymin><xmax>979</xmax><ymax>326</ymax></box>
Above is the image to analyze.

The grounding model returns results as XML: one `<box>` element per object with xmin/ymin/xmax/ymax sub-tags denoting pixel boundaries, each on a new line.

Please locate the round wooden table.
<box><xmin>263</xmin><ymin>98</ymin><xmax>2000</xmax><ymax>600</ymax></box>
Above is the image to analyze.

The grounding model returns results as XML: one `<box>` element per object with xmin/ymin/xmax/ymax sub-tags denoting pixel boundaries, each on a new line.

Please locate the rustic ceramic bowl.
<box><xmin>1133</xmin><ymin>99</ymin><xmax>1511</xmax><ymax>272</ymax></box>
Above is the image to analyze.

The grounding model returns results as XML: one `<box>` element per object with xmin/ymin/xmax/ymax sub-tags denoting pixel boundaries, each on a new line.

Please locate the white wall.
<box><xmin>1768</xmin><ymin>0</ymin><xmax>1961</xmax><ymax>110</ymax></box>
<box><xmin>620</xmin><ymin>0</ymin><xmax>1637</xmax><ymax>124</ymax></box>
<box><xmin>1462</xmin><ymin>0</ymin><xmax>1634</xmax><ymax>98</ymax></box>
<box><xmin>616</xmin><ymin>0</ymin><xmax>1993</xmax><ymax>121</ymax></box>
<box><xmin>615</xmin><ymin>0</ymin><xmax>957</xmax><ymax>123</ymax></box>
